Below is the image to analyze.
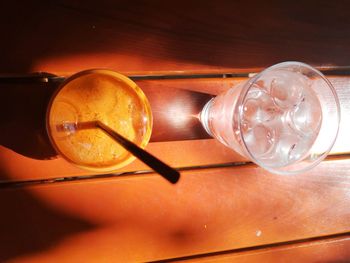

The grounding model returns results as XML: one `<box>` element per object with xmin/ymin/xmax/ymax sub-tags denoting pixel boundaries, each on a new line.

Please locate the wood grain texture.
<box><xmin>1</xmin><ymin>159</ymin><xmax>350</xmax><ymax>262</ymax></box>
<box><xmin>179</xmin><ymin>236</ymin><xmax>350</xmax><ymax>262</ymax></box>
<box><xmin>2</xmin><ymin>1</ymin><xmax>350</xmax><ymax>75</ymax></box>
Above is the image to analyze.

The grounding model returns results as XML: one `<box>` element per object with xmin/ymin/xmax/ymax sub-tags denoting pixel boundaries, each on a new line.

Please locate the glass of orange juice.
<box><xmin>46</xmin><ymin>69</ymin><xmax>152</xmax><ymax>172</ymax></box>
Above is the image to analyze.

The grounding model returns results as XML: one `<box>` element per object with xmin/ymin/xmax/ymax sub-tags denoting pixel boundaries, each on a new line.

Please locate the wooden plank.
<box><xmin>0</xmin><ymin>77</ymin><xmax>242</xmax><ymax>182</ymax></box>
<box><xmin>0</xmin><ymin>139</ymin><xmax>244</xmax><ymax>181</ymax></box>
<box><xmin>174</xmin><ymin>235</ymin><xmax>350</xmax><ymax>262</ymax></box>
<box><xmin>0</xmin><ymin>75</ymin><xmax>349</xmax><ymax>181</ymax></box>
<box><xmin>1</xmin><ymin>159</ymin><xmax>350</xmax><ymax>262</ymax></box>
<box><xmin>2</xmin><ymin>1</ymin><xmax>350</xmax><ymax>74</ymax></box>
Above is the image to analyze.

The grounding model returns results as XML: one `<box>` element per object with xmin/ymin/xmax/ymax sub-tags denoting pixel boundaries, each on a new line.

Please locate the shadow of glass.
<box><xmin>144</xmin><ymin>85</ymin><xmax>213</xmax><ymax>142</ymax></box>
<box><xmin>0</xmin><ymin>81</ymin><xmax>58</xmax><ymax>160</ymax></box>
<box><xmin>0</xmin><ymin>181</ymin><xmax>96</xmax><ymax>262</ymax></box>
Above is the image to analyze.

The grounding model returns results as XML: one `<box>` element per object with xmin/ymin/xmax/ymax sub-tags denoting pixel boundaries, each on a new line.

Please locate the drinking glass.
<box><xmin>46</xmin><ymin>69</ymin><xmax>152</xmax><ymax>172</ymax></box>
<box><xmin>200</xmin><ymin>62</ymin><xmax>340</xmax><ymax>175</ymax></box>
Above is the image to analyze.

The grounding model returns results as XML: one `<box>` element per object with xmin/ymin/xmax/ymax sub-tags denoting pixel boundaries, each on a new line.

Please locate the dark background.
<box><xmin>1</xmin><ymin>0</ymin><xmax>350</xmax><ymax>74</ymax></box>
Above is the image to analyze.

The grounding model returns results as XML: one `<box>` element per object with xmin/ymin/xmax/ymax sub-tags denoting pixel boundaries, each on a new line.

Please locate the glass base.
<box><xmin>200</xmin><ymin>98</ymin><xmax>214</xmax><ymax>136</ymax></box>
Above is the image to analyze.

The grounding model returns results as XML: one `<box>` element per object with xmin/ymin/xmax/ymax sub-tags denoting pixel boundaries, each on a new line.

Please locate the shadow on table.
<box><xmin>0</xmin><ymin>170</ymin><xmax>96</xmax><ymax>262</ymax></box>
<box><xmin>0</xmin><ymin>80</ymin><xmax>58</xmax><ymax>160</ymax></box>
<box><xmin>0</xmin><ymin>79</ymin><xmax>212</xmax><ymax>160</ymax></box>
<box><xmin>2</xmin><ymin>1</ymin><xmax>350</xmax><ymax>74</ymax></box>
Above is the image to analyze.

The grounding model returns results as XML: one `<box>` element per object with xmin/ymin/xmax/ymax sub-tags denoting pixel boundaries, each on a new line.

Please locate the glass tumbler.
<box><xmin>200</xmin><ymin>62</ymin><xmax>340</xmax><ymax>174</ymax></box>
<box><xmin>47</xmin><ymin>69</ymin><xmax>153</xmax><ymax>172</ymax></box>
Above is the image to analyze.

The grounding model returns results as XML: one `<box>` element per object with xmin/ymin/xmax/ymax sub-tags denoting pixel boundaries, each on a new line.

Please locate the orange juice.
<box><xmin>47</xmin><ymin>69</ymin><xmax>152</xmax><ymax>172</ymax></box>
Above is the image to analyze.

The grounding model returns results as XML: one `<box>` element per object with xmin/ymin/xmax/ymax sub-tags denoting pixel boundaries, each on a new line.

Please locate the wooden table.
<box><xmin>1</xmin><ymin>1</ymin><xmax>350</xmax><ymax>262</ymax></box>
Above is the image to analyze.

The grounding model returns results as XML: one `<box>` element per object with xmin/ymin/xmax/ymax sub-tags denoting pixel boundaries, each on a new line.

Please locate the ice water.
<box><xmin>202</xmin><ymin>69</ymin><xmax>322</xmax><ymax>168</ymax></box>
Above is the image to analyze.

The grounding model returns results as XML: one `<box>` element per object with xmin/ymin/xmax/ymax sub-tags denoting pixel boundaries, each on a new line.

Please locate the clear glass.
<box><xmin>200</xmin><ymin>62</ymin><xmax>340</xmax><ymax>175</ymax></box>
<box><xmin>47</xmin><ymin>69</ymin><xmax>153</xmax><ymax>172</ymax></box>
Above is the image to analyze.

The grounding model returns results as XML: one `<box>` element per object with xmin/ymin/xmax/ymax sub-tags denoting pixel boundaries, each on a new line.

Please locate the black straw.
<box><xmin>95</xmin><ymin>121</ymin><xmax>180</xmax><ymax>184</ymax></box>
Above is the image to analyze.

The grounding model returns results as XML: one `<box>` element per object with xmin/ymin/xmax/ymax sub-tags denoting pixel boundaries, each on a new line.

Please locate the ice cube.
<box><xmin>290</xmin><ymin>88</ymin><xmax>322</xmax><ymax>135</ymax></box>
<box><xmin>242</xmin><ymin>89</ymin><xmax>278</xmax><ymax>125</ymax></box>
<box><xmin>244</xmin><ymin>124</ymin><xmax>275</xmax><ymax>157</ymax></box>
<box><xmin>260</xmin><ymin>132</ymin><xmax>310</xmax><ymax>167</ymax></box>
<box><xmin>270</xmin><ymin>70</ymin><xmax>306</xmax><ymax>109</ymax></box>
